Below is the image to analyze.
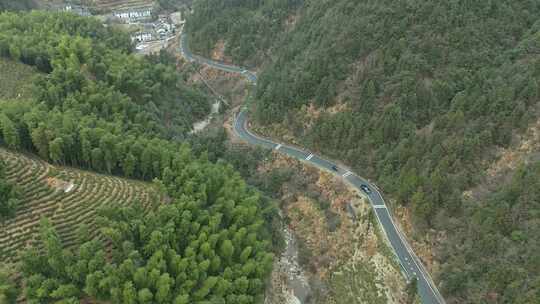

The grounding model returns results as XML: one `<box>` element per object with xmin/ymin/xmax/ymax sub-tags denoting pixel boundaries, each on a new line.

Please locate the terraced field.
<box><xmin>92</xmin><ymin>0</ymin><xmax>154</xmax><ymax>11</ymax></box>
<box><xmin>0</xmin><ymin>148</ymin><xmax>162</xmax><ymax>263</ymax></box>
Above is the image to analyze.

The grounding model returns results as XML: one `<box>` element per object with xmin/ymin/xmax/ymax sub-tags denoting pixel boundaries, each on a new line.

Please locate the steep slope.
<box><xmin>0</xmin><ymin>11</ymin><xmax>210</xmax><ymax>174</ymax></box>
<box><xmin>0</xmin><ymin>148</ymin><xmax>161</xmax><ymax>264</ymax></box>
<box><xmin>440</xmin><ymin>161</ymin><xmax>540</xmax><ymax>303</ymax></box>
<box><xmin>185</xmin><ymin>0</ymin><xmax>302</xmax><ymax>66</ymax></box>
<box><xmin>0</xmin><ymin>11</ymin><xmax>279</xmax><ymax>304</ymax></box>
<box><xmin>187</xmin><ymin>0</ymin><xmax>540</xmax><ymax>302</ymax></box>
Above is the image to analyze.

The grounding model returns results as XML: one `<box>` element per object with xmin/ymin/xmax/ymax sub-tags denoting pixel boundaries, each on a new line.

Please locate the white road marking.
<box><xmin>275</xmin><ymin>144</ymin><xmax>282</xmax><ymax>150</ymax></box>
<box><xmin>387</xmin><ymin>208</ymin><xmax>444</xmax><ymax>303</ymax></box>
<box><xmin>184</xmin><ymin>35</ymin><xmax>446</xmax><ymax>304</ymax></box>
<box><xmin>342</xmin><ymin>171</ymin><xmax>352</xmax><ymax>177</ymax></box>
<box><xmin>306</xmin><ymin>154</ymin><xmax>314</xmax><ymax>160</ymax></box>
<box><xmin>373</xmin><ymin>205</ymin><xmax>386</xmax><ymax>209</ymax></box>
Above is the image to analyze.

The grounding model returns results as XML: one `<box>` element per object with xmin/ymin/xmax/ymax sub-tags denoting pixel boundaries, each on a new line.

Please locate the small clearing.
<box><xmin>0</xmin><ymin>58</ymin><xmax>38</xmax><ymax>100</ymax></box>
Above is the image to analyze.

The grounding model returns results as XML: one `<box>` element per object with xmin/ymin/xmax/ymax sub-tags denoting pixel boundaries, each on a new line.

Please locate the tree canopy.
<box><xmin>0</xmin><ymin>11</ymin><xmax>211</xmax><ymax>178</ymax></box>
<box><xmin>440</xmin><ymin>163</ymin><xmax>540</xmax><ymax>303</ymax></box>
<box><xmin>186</xmin><ymin>0</ymin><xmax>540</xmax><ymax>302</ymax></box>
<box><xmin>0</xmin><ymin>266</ymin><xmax>18</xmax><ymax>304</ymax></box>
<box><xmin>0</xmin><ymin>10</ymin><xmax>278</xmax><ymax>303</ymax></box>
<box><xmin>20</xmin><ymin>147</ymin><xmax>276</xmax><ymax>303</ymax></box>
<box><xmin>185</xmin><ymin>0</ymin><xmax>302</xmax><ymax>66</ymax></box>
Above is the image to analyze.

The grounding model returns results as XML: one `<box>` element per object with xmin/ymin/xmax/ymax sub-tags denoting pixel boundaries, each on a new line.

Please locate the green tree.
<box><xmin>123</xmin><ymin>153</ymin><xmax>136</xmax><ymax>178</ymax></box>
<box><xmin>155</xmin><ymin>273</ymin><xmax>173</xmax><ymax>303</ymax></box>
<box><xmin>99</xmin><ymin>134</ymin><xmax>117</xmax><ymax>173</ymax></box>
<box><xmin>0</xmin><ymin>267</ymin><xmax>18</xmax><ymax>304</ymax></box>
<box><xmin>411</xmin><ymin>188</ymin><xmax>433</xmax><ymax>225</ymax></box>
<box><xmin>174</xmin><ymin>294</ymin><xmax>189</xmax><ymax>304</ymax></box>
<box><xmin>49</xmin><ymin>137</ymin><xmax>65</xmax><ymax>164</ymax></box>
<box><xmin>138</xmin><ymin>288</ymin><xmax>153</xmax><ymax>304</ymax></box>
<box><xmin>31</xmin><ymin>124</ymin><xmax>50</xmax><ymax>160</ymax></box>
<box><xmin>91</xmin><ymin>148</ymin><xmax>104</xmax><ymax>172</ymax></box>
<box><xmin>122</xmin><ymin>281</ymin><xmax>137</xmax><ymax>304</ymax></box>
<box><xmin>0</xmin><ymin>114</ymin><xmax>19</xmax><ymax>149</ymax></box>
<box><xmin>220</xmin><ymin>240</ymin><xmax>234</xmax><ymax>262</ymax></box>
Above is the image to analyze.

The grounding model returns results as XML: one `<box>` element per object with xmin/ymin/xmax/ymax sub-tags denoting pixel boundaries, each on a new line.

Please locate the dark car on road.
<box><xmin>331</xmin><ymin>165</ymin><xmax>338</xmax><ymax>172</ymax></box>
<box><xmin>360</xmin><ymin>184</ymin><xmax>372</xmax><ymax>195</ymax></box>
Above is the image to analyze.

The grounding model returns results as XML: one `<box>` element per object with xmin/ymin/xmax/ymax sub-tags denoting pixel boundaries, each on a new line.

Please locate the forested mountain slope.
<box><xmin>0</xmin><ymin>11</ymin><xmax>278</xmax><ymax>303</ymax></box>
<box><xmin>185</xmin><ymin>0</ymin><xmax>302</xmax><ymax>66</ymax></box>
<box><xmin>189</xmin><ymin>0</ymin><xmax>540</xmax><ymax>303</ymax></box>
<box><xmin>0</xmin><ymin>11</ymin><xmax>210</xmax><ymax>176</ymax></box>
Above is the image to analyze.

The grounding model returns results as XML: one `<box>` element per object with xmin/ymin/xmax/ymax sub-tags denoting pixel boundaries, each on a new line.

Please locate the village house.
<box><xmin>59</xmin><ymin>4</ymin><xmax>91</xmax><ymax>17</ymax></box>
<box><xmin>113</xmin><ymin>8</ymin><xmax>152</xmax><ymax>22</ymax></box>
<box><xmin>131</xmin><ymin>32</ymin><xmax>153</xmax><ymax>43</ymax></box>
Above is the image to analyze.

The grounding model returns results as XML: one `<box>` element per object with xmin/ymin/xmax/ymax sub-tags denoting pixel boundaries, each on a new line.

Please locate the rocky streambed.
<box><xmin>266</xmin><ymin>226</ymin><xmax>311</xmax><ymax>304</ymax></box>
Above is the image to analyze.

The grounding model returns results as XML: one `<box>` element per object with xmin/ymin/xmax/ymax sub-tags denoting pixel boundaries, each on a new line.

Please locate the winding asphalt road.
<box><xmin>180</xmin><ymin>33</ymin><xmax>446</xmax><ymax>304</ymax></box>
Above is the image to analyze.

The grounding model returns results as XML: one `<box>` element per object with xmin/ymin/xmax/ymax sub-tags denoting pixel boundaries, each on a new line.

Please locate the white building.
<box><xmin>113</xmin><ymin>9</ymin><xmax>152</xmax><ymax>22</ymax></box>
<box><xmin>61</xmin><ymin>4</ymin><xmax>91</xmax><ymax>17</ymax></box>
<box><xmin>131</xmin><ymin>32</ymin><xmax>153</xmax><ymax>43</ymax></box>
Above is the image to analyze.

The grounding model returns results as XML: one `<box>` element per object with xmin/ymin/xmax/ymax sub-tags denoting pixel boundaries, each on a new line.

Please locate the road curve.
<box><xmin>180</xmin><ymin>33</ymin><xmax>446</xmax><ymax>304</ymax></box>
